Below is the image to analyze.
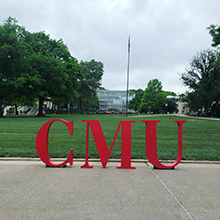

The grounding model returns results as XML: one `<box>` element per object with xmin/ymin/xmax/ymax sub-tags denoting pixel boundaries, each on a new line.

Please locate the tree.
<box><xmin>207</xmin><ymin>24</ymin><xmax>220</xmax><ymax>47</ymax></box>
<box><xmin>27</xmin><ymin>31</ymin><xmax>82</xmax><ymax>116</ymax></box>
<box><xmin>210</xmin><ymin>55</ymin><xmax>220</xmax><ymax>117</ymax></box>
<box><xmin>0</xmin><ymin>17</ymin><xmax>31</xmax><ymax>117</ymax></box>
<box><xmin>183</xmin><ymin>91</ymin><xmax>202</xmax><ymax>112</ymax></box>
<box><xmin>180</xmin><ymin>49</ymin><xmax>219</xmax><ymax>116</ymax></box>
<box><xmin>140</xmin><ymin>79</ymin><xmax>177</xmax><ymax>114</ymax></box>
<box><xmin>206</xmin><ymin>23</ymin><xmax>220</xmax><ymax>117</ymax></box>
<box><xmin>77</xmin><ymin>59</ymin><xmax>104</xmax><ymax>114</ymax></box>
<box><xmin>163</xmin><ymin>91</ymin><xmax>177</xmax><ymax>97</ymax></box>
<box><xmin>84</xmin><ymin>92</ymin><xmax>100</xmax><ymax>111</ymax></box>
<box><xmin>128</xmin><ymin>89</ymin><xmax>144</xmax><ymax>111</ymax></box>
<box><xmin>0</xmin><ymin>17</ymin><xmax>82</xmax><ymax>117</ymax></box>
<box><xmin>178</xmin><ymin>93</ymin><xmax>187</xmax><ymax>102</ymax></box>
<box><xmin>140</xmin><ymin>79</ymin><xmax>165</xmax><ymax>113</ymax></box>
<box><xmin>161</xmin><ymin>98</ymin><xmax>177</xmax><ymax>114</ymax></box>
<box><xmin>161</xmin><ymin>91</ymin><xmax>178</xmax><ymax>113</ymax></box>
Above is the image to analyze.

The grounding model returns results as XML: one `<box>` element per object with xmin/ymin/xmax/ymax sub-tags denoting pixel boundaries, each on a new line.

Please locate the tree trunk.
<box><xmin>38</xmin><ymin>96</ymin><xmax>44</xmax><ymax>116</ymax></box>
<box><xmin>15</xmin><ymin>105</ymin><xmax>19</xmax><ymax>115</ymax></box>
<box><xmin>204</xmin><ymin>102</ymin><xmax>209</xmax><ymax>117</ymax></box>
<box><xmin>0</xmin><ymin>96</ymin><xmax>3</xmax><ymax>117</ymax></box>
<box><xmin>79</xmin><ymin>98</ymin><xmax>84</xmax><ymax>114</ymax></box>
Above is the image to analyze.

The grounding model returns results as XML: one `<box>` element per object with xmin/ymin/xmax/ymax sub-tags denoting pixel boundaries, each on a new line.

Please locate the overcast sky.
<box><xmin>1</xmin><ymin>0</ymin><xmax>219</xmax><ymax>94</ymax></box>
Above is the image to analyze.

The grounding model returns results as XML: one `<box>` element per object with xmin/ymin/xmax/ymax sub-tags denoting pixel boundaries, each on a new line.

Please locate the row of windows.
<box><xmin>97</xmin><ymin>90</ymin><xmax>135</xmax><ymax>110</ymax></box>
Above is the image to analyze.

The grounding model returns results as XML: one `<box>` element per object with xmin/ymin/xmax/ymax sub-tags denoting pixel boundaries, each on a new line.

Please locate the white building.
<box><xmin>97</xmin><ymin>90</ymin><xmax>135</xmax><ymax>111</ymax></box>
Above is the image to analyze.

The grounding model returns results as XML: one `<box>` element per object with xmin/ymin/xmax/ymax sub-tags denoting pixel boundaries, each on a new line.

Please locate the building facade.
<box><xmin>97</xmin><ymin>90</ymin><xmax>135</xmax><ymax>111</ymax></box>
<box><xmin>167</xmin><ymin>96</ymin><xmax>188</xmax><ymax>114</ymax></box>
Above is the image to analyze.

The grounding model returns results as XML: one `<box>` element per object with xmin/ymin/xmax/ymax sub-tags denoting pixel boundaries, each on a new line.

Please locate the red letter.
<box><xmin>81</xmin><ymin>120</ymin><xmax>136</xmax><ymax>169</ymax></box>
<box><xmin>141</xmin><ymin>120</ymin><xmax>187</xmax><ymax>169</ymax></box>
<box><xmin>36</xmin><ymin>119</ymin><xmax>73</xmax><ymax>167</ymax></box>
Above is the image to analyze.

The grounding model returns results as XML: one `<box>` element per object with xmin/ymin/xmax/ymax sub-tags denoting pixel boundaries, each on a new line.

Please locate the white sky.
<box><xmin>1</xmin><ymin>0</ymin><xmax>219</xmax><ymax>94</ymax></box>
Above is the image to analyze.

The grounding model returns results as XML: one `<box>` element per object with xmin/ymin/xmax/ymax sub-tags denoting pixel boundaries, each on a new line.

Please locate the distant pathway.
<box><xmin>130</xmin><ymin>113</ymin><xmax>220</xmax><ymax>121</ymax></box>
<box><xmin>174</xmin><ymin>114</ymin><xmax>220</xmax><ymax>121</ymax></box>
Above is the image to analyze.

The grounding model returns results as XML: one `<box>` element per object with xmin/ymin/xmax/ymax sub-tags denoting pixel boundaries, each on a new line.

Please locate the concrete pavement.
<box><xmin>0</xmin><ymin>159</ymin><xmax>220</xmax><ymax>220</ymax></box>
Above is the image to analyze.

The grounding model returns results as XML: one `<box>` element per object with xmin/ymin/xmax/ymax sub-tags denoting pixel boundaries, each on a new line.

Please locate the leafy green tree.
<box><xmin>206</xmin><ymin>23</ymin><xmax>220</xmax><ymax>117</ymax></box>
<box><xmin>0</xmin><ymin>17</ymin><xmax>31</xmax><ymax>117</ymax></box>
<box><xmin>180</xmin><ymin>49</ymin><xmax>219</xmax><ymax>115</ymax></box>
<box><xmin>27</xmin><ymin>31</ymin><xmax>82</xmax><ymax>116</ymax></box>
<box><xmin>140</xmin><ymin>79</ymin><xmax>165</xmax><ymax>113</ymax></box>
<box><xmin>140</xmin><ymin>79</ymin><xmax>177</xmax><ymax>114</ymax></box>
<box><xmin>210</xmin><ymin>55</ymin><xmax>220</xmax><ymax>117</ymax></box>
<box><xmin>183</xmin><ymin>91</ymin><xmax>202</xmax><ymax>112</ymax></box>
<box><xmin>207</xmin><ymin>24</ymin><xmax>220</xmax><ymax>47</ymax></box>
<box><xmin>0</xmin><ymin>17</ymin><xmax>82</xmax><ymax>117</ymax></box>
<box><xmin>163</xmin><ymin>91</ymin><xmax>177</xmax><ymax>97</ymax></box>
<box><xmin>178</xmin><ymin>93</ymin><xmax>187</xmax><ymax>102</ymax></box>
<box><xmin>84</xmin><ymin>93</ymin><xmax>100</xmax><ymax>111</ymax></box>
<box><xmin>128</xmin><ymin>89</ymin><xmax>144</xmax><ymax>111</ymax></box>
<box><xmin>161</xmin><ymin>91</ymin><xmax>178</xmax><ymax>113</ymax></box>
<box><xmin>161</xmin><ymin>98</ymin><xmax>177</xmax><ymax>114</ymax></box>
<box><xmin>77</xmin><ymin>59</ymin><xmax>104</xmax><ymax>114</ymax></box>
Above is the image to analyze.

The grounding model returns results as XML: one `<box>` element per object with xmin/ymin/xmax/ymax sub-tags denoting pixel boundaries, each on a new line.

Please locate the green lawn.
<box><xmin>0</xmin><ymin>114</ymin><xmax>220</xmax><ymax>161</ymax></box>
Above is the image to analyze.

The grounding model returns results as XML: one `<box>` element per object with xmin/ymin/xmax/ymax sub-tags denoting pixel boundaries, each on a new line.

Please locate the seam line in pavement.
<box><xmin>146</xmin><ymin>163</ymin><xmax>194</xmax><ymax>220</ymax></box>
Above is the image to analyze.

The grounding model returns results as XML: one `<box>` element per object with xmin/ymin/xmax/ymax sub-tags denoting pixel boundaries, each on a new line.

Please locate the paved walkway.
<box><xmin>131</xmin><ymin>113</ymin><xmax>220</xmax><ymax>121</ymax></box>
<box><xmin>174</xmin><ymin>113</ymin><xmax>220</xmax><ymax>121</ymax></box>
<box><xmin>0</xmin><ymin>159</ymin><xmax>220</xmax><ymax>220</ymax></box>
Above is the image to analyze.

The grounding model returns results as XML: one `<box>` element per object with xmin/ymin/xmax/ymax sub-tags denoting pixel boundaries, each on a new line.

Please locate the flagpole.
<box><xmin>126</xmin><ymin>36</ymin><xmax>130</xmax><ymax>117</ymax></box>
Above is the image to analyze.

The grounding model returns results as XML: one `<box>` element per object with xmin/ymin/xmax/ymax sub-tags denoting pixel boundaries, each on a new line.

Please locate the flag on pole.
<box><xmin>128</xmin><ymin>36</ymin><xmax>130</xmax><ymax>52</ymax></box>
